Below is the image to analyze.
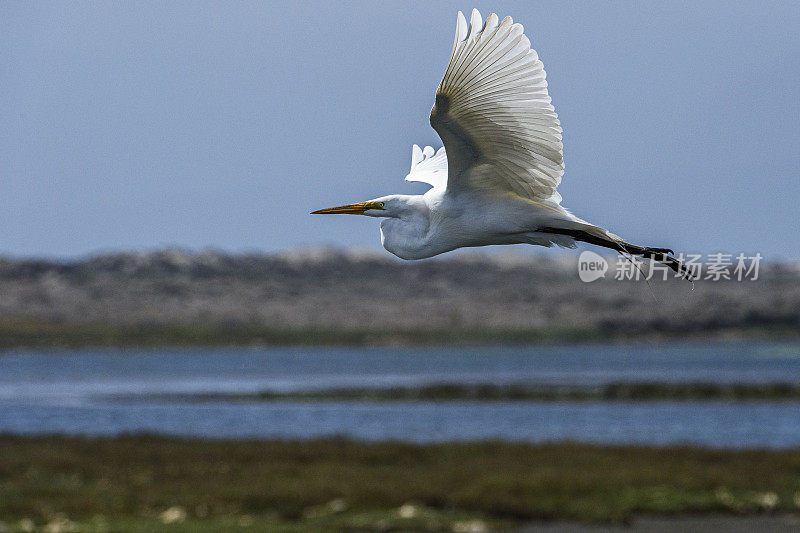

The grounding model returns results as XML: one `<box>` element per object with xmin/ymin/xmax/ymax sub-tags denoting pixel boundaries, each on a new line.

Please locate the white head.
<box><xmin>312</xmin><ymin>194</ymin><xmax>433</xmax><ymax>259</ymax></box>
<box><xmin>311</xmin><ymin>194</ymin><xmax>422</xmax><ymax>218</ymax></box>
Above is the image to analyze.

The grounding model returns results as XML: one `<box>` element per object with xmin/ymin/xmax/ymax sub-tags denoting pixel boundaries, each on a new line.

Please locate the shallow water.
<box><xmin>1</xmin><ymin>341</ymin><xmax>799</xmax><ymax>447</ymax></box>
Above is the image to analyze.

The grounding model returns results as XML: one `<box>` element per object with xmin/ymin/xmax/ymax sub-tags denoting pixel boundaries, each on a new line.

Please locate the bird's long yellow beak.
<box><xmin>310</xmin><ymin>201</ymin><xmax>384</xmax><ymax>215</ymax></box>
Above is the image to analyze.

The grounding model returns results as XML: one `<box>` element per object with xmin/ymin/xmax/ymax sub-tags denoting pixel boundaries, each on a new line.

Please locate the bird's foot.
<box><xmin>643</xmin><ymin>246</ymin><xmax>675</xmax><ymax>256</ymax></box>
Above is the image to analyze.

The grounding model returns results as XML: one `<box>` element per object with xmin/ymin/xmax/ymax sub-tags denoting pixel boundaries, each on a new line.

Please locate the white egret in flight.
<box><xmin>313</xmin><ymin>9</ymin><xmax>693</xmax><ymax>280</ymax></box>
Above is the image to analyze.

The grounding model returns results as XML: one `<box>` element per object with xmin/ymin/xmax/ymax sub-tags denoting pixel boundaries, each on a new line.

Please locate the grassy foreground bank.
<box><xmin>0</xmin><ymin>320</ymin><xmax>601</xmax><ymax>349</ymax></box>
<box><xmin>1</xmin><ymin>436</ymin><xmax>799</xmax><ymax>532</ymax></box>
<box><xmin>0</xmin><ymin>319</ymin><xmax>799</xmax><ymax>350</ymax></box>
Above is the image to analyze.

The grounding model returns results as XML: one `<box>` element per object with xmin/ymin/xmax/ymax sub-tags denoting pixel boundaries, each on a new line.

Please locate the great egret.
<box><xmin>313</xmin><ymin>9</ymin><xmax>692</xmax><ymax>280</ymax></box>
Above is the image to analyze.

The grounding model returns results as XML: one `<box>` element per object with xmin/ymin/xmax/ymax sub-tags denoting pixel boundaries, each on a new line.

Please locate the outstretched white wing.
<box><xmin>430</xmin><ymin>9</ymin><xmax>564</xmax><ymax>205</ymax></box>
<box><xmin>405</xmin><ymin>144</ymin><xmax>448</xmax><ymax>189</ymax></box>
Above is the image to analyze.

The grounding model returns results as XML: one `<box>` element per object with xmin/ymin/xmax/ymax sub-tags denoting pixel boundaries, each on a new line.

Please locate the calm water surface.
<box><xmin>1</xmin><ymin>341</ymin><xmax>799</xmax><ymax>448</ymax></box>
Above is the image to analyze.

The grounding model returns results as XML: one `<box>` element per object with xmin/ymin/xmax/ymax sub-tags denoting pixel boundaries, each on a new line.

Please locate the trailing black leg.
<box><xmin>539</xmin><ymin>227</ymin><xmax>695</xmax><ymax>282</ymax></box>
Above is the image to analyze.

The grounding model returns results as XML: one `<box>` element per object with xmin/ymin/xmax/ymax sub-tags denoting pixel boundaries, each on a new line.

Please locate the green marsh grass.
<box><xmin>166</xmin><ymin>381</ymin><xmax>800</xmax><ymax>402</ymax></box>
<box><xmin>0</xmin><ymin>435</ymin><xmax>799</xmax><ymax>531</ymax></box>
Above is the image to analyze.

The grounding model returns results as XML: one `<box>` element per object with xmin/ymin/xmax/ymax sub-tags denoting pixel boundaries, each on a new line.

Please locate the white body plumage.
<box><xmin>376</xmin><ymin>189</ymin><xmax>575</xmax><ymax>260</ymax></box>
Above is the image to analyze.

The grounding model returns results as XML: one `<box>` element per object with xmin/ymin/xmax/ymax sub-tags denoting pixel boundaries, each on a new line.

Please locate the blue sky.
<box><xmin>2</xmin><ymin>1</ymin><xmax>798</xmax><ymax>259</ymax></box>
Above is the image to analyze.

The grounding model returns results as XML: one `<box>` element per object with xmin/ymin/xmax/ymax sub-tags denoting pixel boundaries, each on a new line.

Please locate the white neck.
<box><xmin>378</xmin><ymin>195</ymin><xmax>434</xmax><ymax>260</ymax></box>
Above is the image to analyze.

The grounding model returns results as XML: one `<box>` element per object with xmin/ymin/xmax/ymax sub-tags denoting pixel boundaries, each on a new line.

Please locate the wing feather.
<box><xmin>405</xmin><ymin>144</ymin><xmax>448</xmax><ymax>189</ymax></box>
<box><xmin>430</xmin><ymin>9</ymin><xmax>565</xmax><ymax>205</ymax></box>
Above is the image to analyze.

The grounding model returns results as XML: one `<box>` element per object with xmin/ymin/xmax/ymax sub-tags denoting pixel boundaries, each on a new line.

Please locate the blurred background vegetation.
<box><xmin>0</xmin><ymin>249</ymin><xmax>797</xmax><ymax>348</ymax></box>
